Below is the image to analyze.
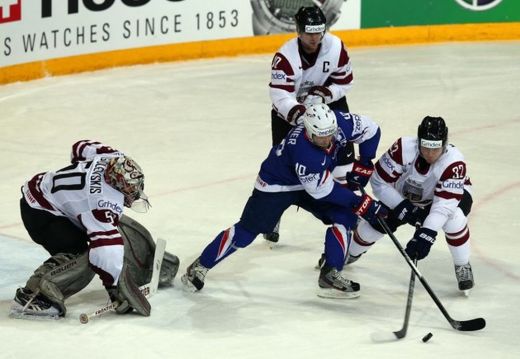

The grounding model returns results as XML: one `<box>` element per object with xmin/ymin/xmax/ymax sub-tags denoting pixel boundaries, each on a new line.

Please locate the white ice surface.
<box><xmin>1</xmin><ymin>41</ymin><xmax>519</xmax><ymax>359</ymax></box>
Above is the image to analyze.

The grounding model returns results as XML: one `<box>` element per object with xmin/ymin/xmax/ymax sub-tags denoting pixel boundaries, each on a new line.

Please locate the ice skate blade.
<box><xmin>9</xmin><ymin>306</ymin><xmax>62</xmax><ymax>321</ymax></box>
<box><xmin>316</xmin><ymin>288</ymin><xmax>360</xmax><ymax>299</ymax></box>
<box><xmin>180</xmin><ymin>274</ymin><xmax>200</xmax><ymax>293</ymax></box>
<box><xmin>462</xmin><ymin>289</ymin><xmax>471</xmax><ymax>297</ymax></box>
<box><xmin>265</xmin><ymin>240</ymin><xmax>277</xmax><ymax>250</ymax></box>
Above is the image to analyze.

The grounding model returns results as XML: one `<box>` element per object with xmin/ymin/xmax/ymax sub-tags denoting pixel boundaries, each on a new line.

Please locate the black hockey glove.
<box><xmin>287</xmin><ymin>104</ymin><xmax>306</xmax><ymax>126</ymax></box>
<box><xmin>307</xmin><ymin>86</ymin><xmax>333</xmax><ymax>103</ymax></box>
<box><xmin>346</xmin><ymin>160</ymin><xmax>374</xmax><ymax>190</ymax></box>
<box><xmin>394</xmin><ymin>199</ymin><xmax>428</xmax><ymax>227</ymax></box>
<box><xmin>106</xmin><ymin>286</ymin><xmax>133</xmax><ymax>314</ymax></box>
<box><xmin>353</xmin><ymin>194</ymin><xmax>388</xmax><ymax>223</ymax></box>
<box><xmin>405</xmin><ymin>227</ymin><xmax>437</xmax><ymax>260</ymax></box>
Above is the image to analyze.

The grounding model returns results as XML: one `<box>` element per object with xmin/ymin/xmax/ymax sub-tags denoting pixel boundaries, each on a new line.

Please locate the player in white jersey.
<box><xmin>11</xmin><ymin>140</ymin><xmax>179</xmax><ymax>320</ymax></box>
<box><xmin>347</xmin><ymin>117</ymin><xmax>475</xmax><ymax>294</ymax></box>
<box><xmin>266</xmin><ymin>5</ymin><xmax>355</xmax><ymax>242</ymax></box>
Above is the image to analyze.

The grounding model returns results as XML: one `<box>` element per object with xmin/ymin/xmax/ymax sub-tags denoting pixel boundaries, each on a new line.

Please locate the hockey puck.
<box><xmin>422</xmin><ymin>332</ymin><xmax>433</xmax><ymax>342</ymax></box>
<box><xmin>79</xmin><ymin>313</ymin><xmax>89</xmax><ymax>324</ymax></box>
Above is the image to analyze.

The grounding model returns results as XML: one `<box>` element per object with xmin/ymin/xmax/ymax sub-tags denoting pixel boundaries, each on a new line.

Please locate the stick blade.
<box><xmin>370</xmin><ymin>331</ymin><xmax>401</xmax><ymax>343</ymax></box>
<box><xmin>454</xmin><ymin>317</ymin><xmax>486</xmax><ymax>331</ymax></box>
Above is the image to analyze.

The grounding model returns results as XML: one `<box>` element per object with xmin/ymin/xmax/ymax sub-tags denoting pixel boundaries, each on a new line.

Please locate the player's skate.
<box><xmin>315</xmin><ymin>253</ymin><xmax>361</xmax><ymax>270</ymax></box>
<box><xmin>181</xmin><ymin>257</ymin><xmax>208</xmax><ymax>292</ymax></box>
<box><xmin>317</xmin><ymin>265</ymin><xmax>360</xmax><ymax>299</ymax></box>
<box><xmin>455</xmin><ymin>262</ymin><xmax>474</xmax><ymax>296</ymax></box>
<box><xmin>9</xmin><ymin>287</ymin><xmax>63</xmax><ymax>320</ymax></box>
<box><xmin>263</xmin><ymin>221</ymin><xmax>280</xmax><ymax>248</ymax></box>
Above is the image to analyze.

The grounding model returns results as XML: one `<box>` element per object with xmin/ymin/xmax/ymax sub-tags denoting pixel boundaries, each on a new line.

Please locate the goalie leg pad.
<box><xmin>159</xmin><ymin>251</ymin><xmax>180</xmax><ymax>288</ymax></box>
<box><xmin>119</xmin><ymin>214</ymin><xmax>179</xmax><ymax>287</ymax></box>
<box><xmin>119</xmin><ymin>215</ymin><xmax>156</xmax><ymax>286</ymax></box>
<box><xmin>25</xmin><ymin>252</ymin><xmax>95</xmax><ymax>316</ymax></box>
<box><xmin>117</xmin><ymin>264</ymin><xmax>151</xmax><ymax>316</ymax></box>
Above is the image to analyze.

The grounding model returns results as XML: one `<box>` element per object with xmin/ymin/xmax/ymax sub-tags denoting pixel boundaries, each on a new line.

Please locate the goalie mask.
<box><xmin>105</xmin><ymin>156</ymin><xmax>150</xmax><ymax>212</ymax></box>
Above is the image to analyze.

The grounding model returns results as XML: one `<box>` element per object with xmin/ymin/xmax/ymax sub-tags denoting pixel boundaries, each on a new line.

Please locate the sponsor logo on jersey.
<box><xmin>89</xmin><ymin>157</ymin><xmax>109</xmax><ymax>194</ymax></box>
<box><xmin>454</xmin><ymin>0</ymin><xmax>502</xmax><ymax>11</ymax></box>
<box><xmin>442</xmin><ymin>181</ymin><xmax>464</xmax><ymax>189</ymax></box>
<box><xmin>98</xmin><ymin>199</ymin><xmax>123</xmax><ymax>214</ymax></box>
<box><xmin>382</xmin><ymin>155</ymin><xmax>395</xmax><ymax>172</ymax></box>
<box><xmin>300</xmin><ymin>173</ymin><xmax>320</xmax><ymax>184</ymax></box>
<box><xmin>353</xmin><ymin>115</ymin><xmax>362</xmax><ymax>134</ymax></box>
<box><xmin>0</xmin><ymin>0</ymin><xmax>22</xmax><ymax>24</ymax></box>
<box><xmin>271</xmin><ymin>71</ymin><xmax>286</xmax><ymax>81</ymax></box>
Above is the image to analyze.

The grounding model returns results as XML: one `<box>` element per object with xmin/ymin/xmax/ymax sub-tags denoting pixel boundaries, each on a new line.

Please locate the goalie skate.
<box><xmin>9</xmin><ymin>287</ymin><xmax>63</xmax><ymax>321</ymax></box>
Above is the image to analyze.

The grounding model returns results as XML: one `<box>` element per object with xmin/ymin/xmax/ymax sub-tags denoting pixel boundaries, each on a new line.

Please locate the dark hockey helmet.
<box><xmin>417</xmin><ymin>116</ymin><xmax>448</xmax><ymax>149</ymax></box>
<box><xmin>295</xmin><ymin>6</ymin><xmax>327</xmax><ymax>34</ymax></box>
<box><xmin>105</xmin><ymin>156</ymin><xmax>149</xmax><ymax>211</ymax></box>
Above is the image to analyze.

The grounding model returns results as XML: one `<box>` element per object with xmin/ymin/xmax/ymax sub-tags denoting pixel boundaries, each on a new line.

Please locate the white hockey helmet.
<box><xmin>105</xmin><ymin>156</ymin><xmax>149</xmax><ymax>211</ymax></box>
<box><xmin>303</xmin><ymin>104</ymin><xmax>337</xmax><ymax>138</ymax></box>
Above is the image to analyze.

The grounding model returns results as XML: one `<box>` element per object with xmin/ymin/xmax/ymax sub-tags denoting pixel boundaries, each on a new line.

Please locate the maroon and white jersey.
<box><xmin>269</xmin><ymin>33</ymin><xmax>353</xmax><ymax>122</ymax></box>
<box><xmin>22</xmin><ymin>140</ymin><xmax>126</xmax><ymax>286</ymax></box>
<box><xmin>371</xmin><ymin>137</ymin><xmax>472</xmax><ymax>232</ymax></box>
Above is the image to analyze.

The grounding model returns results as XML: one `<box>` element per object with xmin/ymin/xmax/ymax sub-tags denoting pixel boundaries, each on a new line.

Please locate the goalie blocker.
<box><xmin>10</xmin><ymin>215</ymin><xmax>179</xmax><ymax>320</ymax></box>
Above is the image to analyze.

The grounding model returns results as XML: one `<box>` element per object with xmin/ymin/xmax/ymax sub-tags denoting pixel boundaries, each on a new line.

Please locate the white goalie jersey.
<box><xmin>22</xmin><ymin>141</ymin><xmax>127</xmax><ymax>286</ymax></box>
<box><xmin>371</xmin><ymin>136</ymin><xmax>472</xmax><ymax>232</ymax></box>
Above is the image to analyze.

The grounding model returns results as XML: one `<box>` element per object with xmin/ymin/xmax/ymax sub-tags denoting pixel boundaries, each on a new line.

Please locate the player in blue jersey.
<box><xmin>181</xmin><ymin>104</ymin><xmax>387</xmax><ymax>298</ymax></box>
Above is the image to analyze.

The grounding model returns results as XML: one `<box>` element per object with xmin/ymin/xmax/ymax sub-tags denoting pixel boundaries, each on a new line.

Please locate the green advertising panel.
<box><xmin>361</xmin><ymin>0</ymin><xmax>520</xmax><ymax>28</ymax></box>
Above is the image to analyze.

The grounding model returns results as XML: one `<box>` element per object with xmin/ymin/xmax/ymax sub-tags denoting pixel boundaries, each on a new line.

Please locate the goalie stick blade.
<box><xmin>452</xmin><ymin>317</ymin><xmax>486</xmax><ymax>331</ymax></box>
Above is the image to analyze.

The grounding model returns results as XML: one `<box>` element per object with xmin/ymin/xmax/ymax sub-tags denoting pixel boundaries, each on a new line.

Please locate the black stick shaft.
<box><xmin>358</xmin><ymin>187</ymin><xmax>485</xmax><ymax>331</ymax></box>
<box><xmin>394</xmin><ymin>259</ymin><xmax>417</xmax><ymax>338</ymax></box>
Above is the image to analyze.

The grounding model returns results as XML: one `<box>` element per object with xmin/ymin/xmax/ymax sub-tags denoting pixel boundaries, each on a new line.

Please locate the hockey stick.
<box><xmin>371</xmin><ymin>258</ymin><xmax>417</xmax><ymax>342</ymax></box>
<box><xmin>359</xmin><ymin>187</ymin><xmax>485</xmax><ymax>331</ymax></box>
<box><xmin>393</xmin><ymin>258</ymin><xmax>417</xmax><ymax>338</ymax></box>
<box><xmin>79</xmin><ymin>238</ymin><xmax>166</xmax><ymax>324</ymax></box>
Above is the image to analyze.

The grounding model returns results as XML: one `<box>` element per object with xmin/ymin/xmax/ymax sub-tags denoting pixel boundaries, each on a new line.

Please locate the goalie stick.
<box><xmin>359</xmin><ymin>187</ymin><xmax>485</xmax><ymax>332</ymax></box>
<box><xmin>79</xmin><ymin>238</ymin><xmax>166</xmax><ymax>324</ymax></box>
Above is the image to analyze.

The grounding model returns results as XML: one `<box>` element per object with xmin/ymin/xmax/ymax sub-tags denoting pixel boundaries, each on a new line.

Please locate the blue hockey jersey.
<box><xmin>255</xmin><ymin>111</ymin><xmax>381</xmax><ymax>209</ymax></box>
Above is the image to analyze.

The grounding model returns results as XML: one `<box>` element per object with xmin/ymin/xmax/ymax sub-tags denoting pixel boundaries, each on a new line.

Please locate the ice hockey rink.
<box><xmin>1</xmin><ymin>40</ymin><xmax>519</xmax><ymax>359</ymax></box>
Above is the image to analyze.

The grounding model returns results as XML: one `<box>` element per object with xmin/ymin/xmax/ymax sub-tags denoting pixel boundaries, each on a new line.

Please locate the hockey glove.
<box><xmin>346</xmin><ymin>160</ymin><xmax>374</xmax><ymax>190</ymax></box>
<box><xmin>307</xmin><ymin>86</ymin><xmax>333</xmax><ymax>103</ymax></box>
<box><xmin>287</xmin><ymin>104</ymin><xmax>306</xmax><ymax>126</ymax></box>
<box><xmin>405</xmin><ymin>227</ymin><xmax>437</xmax><ymax>260</ymax></box>
<box><xmin>106</xmin><ymin>286</ymin><xmax>133</xmax><ymax>314</ymax></box>
<box><xmin>353</xmin><ymin>194</ymin><xmax>388</xmax><ymax>223</ymax></box>
<box><xmin>394</xmin><ymin>199</ymin><xmax>428</xmax><ymax>227</ymax></box>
